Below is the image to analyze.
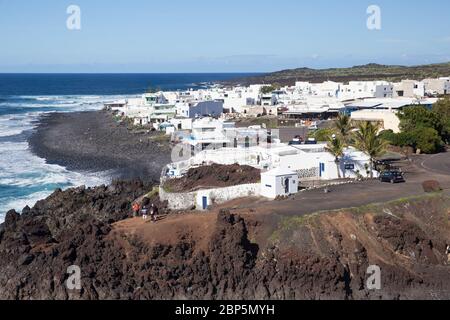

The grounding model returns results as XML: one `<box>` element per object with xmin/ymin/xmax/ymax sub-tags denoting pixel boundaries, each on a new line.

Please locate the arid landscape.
<box><xmin>2</xmin><ymin>1</ymin><xmax>450</xmax><ymax>310</ymax></box>
<box><xmin>229</xmin><ymin>62</ymin><xmax>450</xmax><ymax>86</ymax></box>
<box><xmin>1</xmin><ymin>151</ymin><xmax>450</xmax><ymax>300</ymax></box>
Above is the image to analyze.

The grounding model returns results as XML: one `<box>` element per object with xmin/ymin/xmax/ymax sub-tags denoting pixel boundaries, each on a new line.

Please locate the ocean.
<box><xmin>0</xmin><ymin>73</ymin><xmax>257</xmax><ymax>221</ymax></box>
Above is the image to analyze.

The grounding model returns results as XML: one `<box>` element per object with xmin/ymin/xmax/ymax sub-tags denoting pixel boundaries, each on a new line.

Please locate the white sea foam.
<box><xmin>0</xmin><ymin>94</ymin><xmax>130</xmax><ymax>222</ymax></box>
<box><xmin>0</xmin><ymin>95</ymin><xmax>130</xmax><ymax>138</ymax></box>
<box><xmin>0</xmin><ymin>112</ymin><xmax>37</xmax><ymax>137</ymax></box>
<box><xmin>0</xmin><ymin>141</ymin><xmax>112</xmax><ymax>222</ymax></box>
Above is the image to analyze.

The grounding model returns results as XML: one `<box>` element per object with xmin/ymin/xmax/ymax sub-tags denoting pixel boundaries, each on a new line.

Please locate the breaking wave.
<box><xmin>0</xmin><ymin>95</ymin><xmax>127</xmax><ymax>222</ymax></box>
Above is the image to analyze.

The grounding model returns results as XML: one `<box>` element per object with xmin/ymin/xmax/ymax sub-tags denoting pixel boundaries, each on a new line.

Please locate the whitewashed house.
<box><xmin>310</xmin><ymin>81</ymin><xmax>341</xmax><ymax>97</ymax></box>
<box><xmin>393</xmin><ymin>80</ymin><xmax>425</xmax><ymax>98</ymax></box>
<box><xmin>169</xmin><ymin>117</ymin><xmax>194</xmax><ymax>131</ymax></box>
<box><xmin>351</xmin><ymin>109</ymin><xmax>401</xmax><ymax>133</ymax></box>
<box><xmin>260</xmin><ymin>168</ymin><xmax>299</xmax><ymax>199</ymax></box>
<box><xmin>261</xmin><ymin>94</ymin><xmax>277</xmax><ymax>106</ymax></box>
<box><xmin>176</xmin><ymin>101</ymin><xmax>223</xmax><ymax>119</ymax></box>
<box><xmin>264</xmin><ymin>144</ymin><xmax>376</xmax><ymax>180</ymax></box>
<box><xmin>283</xmin><ymin>97</ymin><xmax>345</xmax><ymax>120</ymax></box>
<box><xmin>339</xmin><ymin>81</ymin><xmax>393</xmax><ymax>100</ymax></box>
<box><xmin>185</xmin><ymin>117</ymin><xmax>235</xmax><ymax>151</ymax></box>
<box><xmin>295</xmin><ymin>82</ymin><xmax>313</xmax><ymax>95</ymax></box>
<box><xmin>423</xmin><ymin>77</ymin><xmax>450</xmax><ymax>95</ymax></box>
<box><xmin>221</xmin><ymin>86</ymin><xmax>261</xmax><ymax>113</ymax></box>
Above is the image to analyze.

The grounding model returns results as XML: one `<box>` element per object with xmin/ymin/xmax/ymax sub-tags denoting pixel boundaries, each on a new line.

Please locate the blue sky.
<box><xmin>0</xmin><ymin>0</ymin><xmax>450</xmax><ymax>73</ymax></box>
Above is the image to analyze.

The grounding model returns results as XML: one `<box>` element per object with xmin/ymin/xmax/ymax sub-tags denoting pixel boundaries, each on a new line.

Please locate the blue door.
<box><xmin>319</xmin><ymin>163</ymin><xmax>325</xmax><ymax>177</ymax></box>
<box><xmin>284</xmin><ymin>178</ymin><xmax>290</xmax><ymax>194</ymax></box>
<box><xmin>202</xmin><ymin>196</ymin><xmax>208</xmax><ymax>210</ymax></box>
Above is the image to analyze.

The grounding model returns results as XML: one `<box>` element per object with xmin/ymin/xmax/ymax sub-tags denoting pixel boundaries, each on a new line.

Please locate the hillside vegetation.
<box><xmin>229</xmin><ymin>62</ymin><xmax>450</xmax><ymax>86</ymax></box>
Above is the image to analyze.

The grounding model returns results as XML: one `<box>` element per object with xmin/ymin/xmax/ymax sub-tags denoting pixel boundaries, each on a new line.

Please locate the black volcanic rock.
<box><xmin>1</xmin><ymin>181</ymin><xmax>449</xmax><ymax>300</ymax></box>
<box><xmin>28</xmin><ymin>111</ymin><xmax>172</xmax><ymax>182</ymax></box>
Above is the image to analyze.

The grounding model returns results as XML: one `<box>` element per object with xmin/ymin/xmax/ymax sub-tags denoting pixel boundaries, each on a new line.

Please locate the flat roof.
<box><xmin>262</xmin><ymin>167</ymin><xmax>297</xmax><ymax>177</ymax></box>
<box><xmin>345</xmin><ymin>101</ymin><xmax>383</xmax><ymax>108</ymax></box>
<box><xmin>284</xmin><ymin>109</ymin><xmax>338</xmax><ymax>115</ymax></box>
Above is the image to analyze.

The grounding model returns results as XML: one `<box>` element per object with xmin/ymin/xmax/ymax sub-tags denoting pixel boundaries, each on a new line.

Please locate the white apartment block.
<box><xmin>310</xmin><ymin>81</ymin><xmax>341</xmax><ymax>97</ymax></box>
<box><xmin>106</xmin><ymin>75</ymin><xmax>449</xmax><ymax>134</ymax></box>
<box><xmin>339</xmin><ymin>81</ymin><xmax>393</xmax><ymax>100</ymax></box>
<box><xmin>351</xmin><ymin>109</ymin><xmax>401</xmax><ymax>133</ymax></box>
<box><xmin>423</xmin><ymin>78</ymin><xmax>450</xmax><ymax>95</ymax></box>
<box><xmin>393</xmin><ymin>80</ymin><xmax>425</xmax><ymax>98</ymax></box>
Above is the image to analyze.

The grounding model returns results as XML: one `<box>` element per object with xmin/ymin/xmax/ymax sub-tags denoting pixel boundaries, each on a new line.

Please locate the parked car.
<box><xmin>304</xmin><ymin>138</ymin><xmax>317</xmax><ymax>145</ymax></box>
<box><xmin>379</xmin><ymin>171</ymin><xmax>405</xmax><ymax>184</ymax></box>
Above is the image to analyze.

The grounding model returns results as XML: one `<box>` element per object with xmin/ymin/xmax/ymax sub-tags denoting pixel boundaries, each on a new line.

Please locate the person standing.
<box><xmin>132</xmin><ymin>202</ymin><xmax>140</xmax><ymax>218</ymax></box>
<box><xmin>141</xmin><ymin>197</ymin><xmax>150</xmax><ymax>220</ymax></box>
<box><xmin>150</xmin><ymin>204</ymin><xmax>159</xmax><ymax>223</ymax></box>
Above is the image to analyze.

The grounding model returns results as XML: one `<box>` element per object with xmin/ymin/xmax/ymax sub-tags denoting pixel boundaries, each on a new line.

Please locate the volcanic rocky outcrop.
<box><xmin>1</xmin><ymin>182</ymin><xmax>449</xmax><ymax>300</ymax></box>
<box><xmin>163</xmin><ymin>164</ymin><xmax>261</xmax><ymax>193</ymax></box>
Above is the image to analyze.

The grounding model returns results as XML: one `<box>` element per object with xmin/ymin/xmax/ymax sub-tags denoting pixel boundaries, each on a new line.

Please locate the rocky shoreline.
<box><xmin>28</xmin><ymin>110</ymin><xmax>172</xmax><ymax>182</ymax></box>
<box><xmin>1</xmin><ymin>110</ymin><xmax>449</xmax><ymax>300</ymax></box>
<box><xmin>1</xmin><ymin>182</ymin><xmax>449</xmax><ymax>299</ymax></box>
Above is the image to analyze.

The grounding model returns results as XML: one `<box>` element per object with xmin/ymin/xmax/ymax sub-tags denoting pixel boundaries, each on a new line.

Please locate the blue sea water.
<box><xmin>0</xmin><ymin>73</ymin><xmax>257</xmax><ymax>221</ymax></box>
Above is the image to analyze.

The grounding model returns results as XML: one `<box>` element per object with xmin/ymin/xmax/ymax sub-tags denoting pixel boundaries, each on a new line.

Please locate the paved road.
<box><xmin>418</xmin><ymin>152</ymin><xmax>450</xmax><ymax>176</ymax></box>
<box><xmin>225</xmin><ymin>152</ymin><xmax>450</xmax><ymax>217</ymax></box>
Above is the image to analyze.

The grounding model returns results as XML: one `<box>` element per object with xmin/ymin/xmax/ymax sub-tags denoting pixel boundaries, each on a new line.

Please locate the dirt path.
<box><xmin>112</xmin><ymin>152</ymin><xmax>450</xmax><ymax>249</ymax></box>
<box><xmin>112</xmin><ymin>213</ymin><xmax>217</xmax><ymax>253</ymax></box>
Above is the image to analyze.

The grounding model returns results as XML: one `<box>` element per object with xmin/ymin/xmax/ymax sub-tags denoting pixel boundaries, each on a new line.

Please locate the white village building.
<box><xmin>338</xmin><ymin>81</ymin><xmax>394</xmax><ymax>101</ymax></box>
<box><xmin>351</xmin><ymin>109</ymin><xmax>401</xmax><ymax>133</ymax></box>
<box><xmin>176</xmin><ymin>100</ymin><xmax>223</xmax><ymax>119</ymax></box>
<box><xmin>260</xmin><ymin>168</ymin><xmax>299</xmax><ymax>199</ymax></box>
<box><xmin>393</xmin><ymin>80</ymin><xmax>425</xmax><ymax>98</ymax></box>
<box><xmin>423</xmin><ymin>77</ymin><xmax>450</xmax><ymax>95</ymax></box>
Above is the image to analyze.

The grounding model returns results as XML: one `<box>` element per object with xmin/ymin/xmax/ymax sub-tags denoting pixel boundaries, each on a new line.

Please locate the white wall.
<box><xmin>160</xmin><ymin>184</ymin><xmax>260</xmax><ymax>211</ymax></box>
<box><xmin>260</xmin><ymin>174</ymin><xmax>298</xmax><ymax>199</ymax></box>
<box><xmin>351</xmin><ymin>110</ymin><xmax>401</xmax><ymax>133</ymax></box>
<box><xmin>275</xmin><ymin>148</ymin><xmax>374</xmax><ymax>181</ymax></box>
<box><xmin>338</xmin><ymin>81</ymin><xmax>393</xmax><ymax>100</ymax></box>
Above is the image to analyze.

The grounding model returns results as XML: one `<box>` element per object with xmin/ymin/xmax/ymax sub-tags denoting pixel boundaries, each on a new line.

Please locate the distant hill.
<box><xmin>226</xmin><ymin>62</ymin><xmax>450</xmax><ymax>86</ymax></box>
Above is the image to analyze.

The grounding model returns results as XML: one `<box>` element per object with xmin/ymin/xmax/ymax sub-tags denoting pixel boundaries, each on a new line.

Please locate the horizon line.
<box><xmin>1</xmin><ymin>60</ymin><xmax>449</xmax><ymax>75</ymax></box>
<box><xmin>0</xmin><ymin>72</ymin><xmax>266</xmax><ymax>75</ymax></box>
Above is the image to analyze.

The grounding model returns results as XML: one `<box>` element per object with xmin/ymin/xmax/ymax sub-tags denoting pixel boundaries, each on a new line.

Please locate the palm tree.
<box><xmin>326</xmin><ymin>136</ymin><xmax>345</xmax><ymax>179</ymax></box>
<box><xmin>353</xmin><ymin>121</ymin><xmax>388</xmax><ymax>178</ymax></box>
<box><xmin>334</xmin><ymin>113</ymin><xmax>353</xmax><ymax>144</ymax></box>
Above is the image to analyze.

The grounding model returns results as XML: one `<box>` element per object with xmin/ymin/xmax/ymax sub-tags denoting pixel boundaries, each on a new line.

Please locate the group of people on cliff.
<box><xmin>132</xmin><ymin>197</ymin><xmax>159</xmax><ymax>223</ymax></box>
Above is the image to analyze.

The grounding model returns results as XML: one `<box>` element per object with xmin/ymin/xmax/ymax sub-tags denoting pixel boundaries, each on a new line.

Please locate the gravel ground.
<box><xmin>28</xmin><ymin>111</ymin><xmax>172</xmax><ymax>182</ymax></box>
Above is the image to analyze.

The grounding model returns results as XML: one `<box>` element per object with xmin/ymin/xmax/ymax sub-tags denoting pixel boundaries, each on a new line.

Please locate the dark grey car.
<box><xmin>379</xmin><ymin>171</ymin><xmax>406</xmax><ymax>184</ymax></box>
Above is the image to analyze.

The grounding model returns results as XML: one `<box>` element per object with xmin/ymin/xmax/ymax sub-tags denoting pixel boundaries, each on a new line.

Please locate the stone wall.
<box><xmin>159</xmin><ymin>187</ymin><xmax>197</xmax><ymax>211</ymax></box>
<box><xmin>160</xmin><ymin>183</ymin><xmax>260</xmax><ymax>211</ymax></box>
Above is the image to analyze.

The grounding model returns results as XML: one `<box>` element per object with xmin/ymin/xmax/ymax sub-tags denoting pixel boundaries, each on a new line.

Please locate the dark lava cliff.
<box><xmin>1</xmin><ymin>182</ymin><xmax>449</xmax><ymax>300</ymax></box>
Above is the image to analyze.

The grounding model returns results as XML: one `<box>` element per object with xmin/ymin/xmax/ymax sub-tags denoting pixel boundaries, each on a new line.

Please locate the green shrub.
<box><xmin>381</xmin><ymin>127</ymin><xmax>443</xmax><ymax>154</ymax></box>
<box><xmin>412</xmin><ymin>127</ymin><xmax>444</xmax><ymax>154</ymax></box>
<box><xmin>399</xmin><ymin>106</ymin><xmax>443</xmax><ymax>134</ymax></box>
<box><xmin>378</xmin><ymin>130</ymin><xmax>396</xmax><ymax>143</ymax></box>
<box><xmin>310</xmin><ymin>128</ymin><xmax>335</xmax><ymax>142</ymax></box>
